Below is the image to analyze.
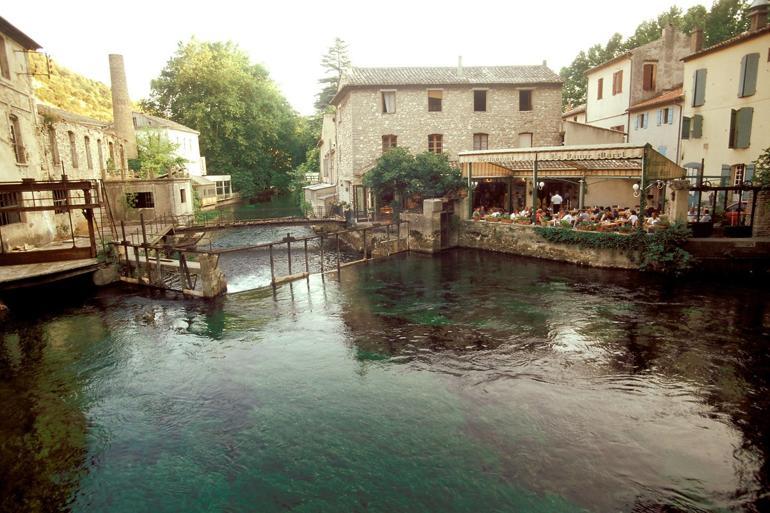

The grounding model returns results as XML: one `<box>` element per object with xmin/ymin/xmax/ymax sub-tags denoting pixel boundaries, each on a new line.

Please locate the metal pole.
<box><xmin>639</xmin><ymin>147</ymin><xmax>648</xmax><ymax>227</ymax></box>
<box><xmin>319</xmin><ymin>236</ymin><xmax>325</xmax><ymax>274</ymax></box>
<box><xmin>287</xmin><ymin>233</ymin><xmax>292</xmax><ymax>275</ymax></box>
<box><xmin>531</xmin><ymin>154</ymin><xmax>539</xmax><ymax>223</ymax></box>
<box><xmin>269</xmin><ymin>244</ymin><xmax>275</xmax><ymax>286</ymax></box>
<box><xmin>121</xmin><ymin>221</ymin><xmax>130</xmax><ymax>277</ymax></box>
<box><xmin>140</xmin><ymin>213</ymin><xmax>150</xmax><ymax>282</ymax></box>
<box><xmin>304</xmin><ymin>239</ymin><xmax>309</xmax><ymax>274</ymax></box>
<box><xmin>578</xmin><ymin>178</ymin><xmax>585</xmax><ymax>210</ymax></box>
<box><xmin>696</xmin><ymin>158</ymin><xmax>704</xmax><ymax>221</ymax></box>
<box><xmin>467</xmin><ymin>163</ymin><xmax>473</xmax><ymax>218</ymax></box>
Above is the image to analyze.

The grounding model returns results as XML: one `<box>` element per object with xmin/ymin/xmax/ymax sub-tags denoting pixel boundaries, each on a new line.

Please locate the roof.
<box><xmin>683</xmin><ymin>25</ymin><xmax>770</xmax><ymax>62</ymax></box>
<box><xmin>562</xmin><ymin>104</ymin><xmax>586</xmax><ymax>118</ymax></box>
<box><xmin>37</xmin><ymin>104</ymin><xmax>111</xmax><ymax>129</ymax></box>
<box><xmin>303</xmin><ymin>183</ymin><xmax>336</xmax><ymax>191</ymax></box>
<box><xmin>191</xmin><ymin>176</ymin><xmax>215</xmax><ymax>186</ymax></box>
<box><xmin>0</xmin><ymin>16</ymin><xmax>42</xmax><ymax>50</ymax></box>
<box><xmin>585</xmin><ymin>52</ymin><xmax>632</xmax><ymax>75</ymax></box>
<box><xmin>627</xmin><ymin>86</ymin><xmax>684</xmax><ymax>113</ymax></box>
<box><xmin>332</xmin><ymin>64</ymin><xmax>562</xmax><ymax>104</ymax></box>
<box><xmin>132</xmin><ymin>112</ymin><xmax>199</xmax><ymax>134</ymax></box>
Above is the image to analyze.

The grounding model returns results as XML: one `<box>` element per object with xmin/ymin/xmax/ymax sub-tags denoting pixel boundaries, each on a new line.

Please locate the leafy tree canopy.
<box><xmin>363</xmin><ymin>148</ymin><xmax>465</xmax><ymax>201</ymax></box>
<box><xmin>754</xmin><ymin>147</ymin><xmax>770</xmax><ymax>187</ymax></box>
<box><xmin>315</xmin><ymin>38</ymin><xmax>350</xmax><ymax>112</ymax></box>
<box><xmin>135</xmin><ymin>132</ymin><xmax>187</xmax><ymax>178</ymax></box>
<box><xmin>560</xmin><ymin>0</ymin><xmax>754</xmax><ymax>108</ymax></box>
<box><xmin>141</xmin><ymin>39</ymin><xmax>306</xmax><ymax>198</ymax></box>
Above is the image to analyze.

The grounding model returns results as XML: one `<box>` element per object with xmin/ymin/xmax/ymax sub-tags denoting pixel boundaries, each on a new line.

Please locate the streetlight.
<box><xmin>538</xmin><ymin>181</ymin><xmax>545</xmax><ymax>190</ymax></box>
<box><xmin>632</xmin><ymin>180</ymin><xmax>665</xmax><ymax>198</ymax></box>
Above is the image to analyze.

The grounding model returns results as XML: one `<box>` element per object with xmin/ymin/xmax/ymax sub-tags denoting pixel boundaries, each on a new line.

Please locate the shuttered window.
<box><xmin>729</xmin><ymin>107</ymin><xmax>753</xmax><ymax>149</ymax></box>
<box><xmin>0</xmin><ymin>36</ymin><xmax>10</xmax><ymax>80</ymax></box>
<box><xmin>381</xmin><ymin>135</ymin><xmax>397</xmax><ymax>153</ymax></box>
<box><xmin>473</xmin><ymin>133</ymin><xmax>488</xmax><ymax>150</ymax></box>
<box><xmin>692</xmin><ymin>69</ymin><xmax>707</xmax><ymax>107</ymax></box>
<box><xmin>681</xmin><ymin>116</ymin><xmax>691</xmax><ymax>139</ymax></box>
<box><xmin>519</xmin><ymin>90</ymin><xmax>532</xmax><ymax>111</ymax></box>
<box><xmin>381</xmin><ymin>91</ymin><xmax>396</xmax><ymax>113</ymax></box>
<box><xmin>738</xmin><ymin>53</ymin><xmax>759</xmax><ymax>98</ymax></box>
<box><xmin>691</xmin><ymin>115</ymin><xmax>703</xmax><ymax>139</ymax></box>
<box><xmin>428</xmin><ymin>90</ymin><xmax>442</xmax><ymax>112</ymax></box>
<box><xmin>428</xmin><ymin>134</ymin><xmax>443</xmax><ymax>153</ymax></box>
<box><xmin>597</xmin><ymin>78</ymin><xmax>603</xmax><ymax>99</ymax></box>
<box><xmin>473</xmin><ymin>90</ymin><xmax>487</xmax><ymax>112</ymax></box>
<box><xmin>612</xmin><ymin>70</ymin><xmax>623</xmax><ymax>95</ymax></box>
<box><xmin>642</xmin><ymin>63</ymin><xmax>656</xmax><ymax>91</ymax></box>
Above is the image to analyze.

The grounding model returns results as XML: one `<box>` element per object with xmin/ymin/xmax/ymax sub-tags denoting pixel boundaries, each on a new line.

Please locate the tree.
<box><xmin>141</xmin><ymin>39</ymin><xmax>305</xmax><ymax>198</ymax></box>
<box><xmin>705</xmin><ymin>0</ymin><xmax>750</xmax><ymax>46</ymax></box>
<box><xmin>314</xmin><ymin>38</ymin><xmax>350</xmax><ymax>112</ymax></box>
<box><xmin>363</xmin><ymin>148</ymin><xmax>464</xmax><ymax>207</ymax></box>
<box><xmin>753</xmin><ymin>147</ymin><xmax>770</xmax><ymax>187</ymax></box>
<box><xmin>135</xmin><ymin>132</ymin><xmax>187</xmax><ymax>178</ymax></box>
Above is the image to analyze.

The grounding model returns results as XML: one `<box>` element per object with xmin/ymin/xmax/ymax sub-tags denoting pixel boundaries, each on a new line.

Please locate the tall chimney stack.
<box><xmin>457</xmin><ymin>56</ymin><xmax>464</xmax><ymax>78</ymax></box>
<box><xmin>690</xmin><ymin>27</ymin><xmax>704</xmax><ymax>53</ymax></box>
<box><xmin>109</xmin><ymin>54</ymin><xmax>137</xmax><ymax>159</ymax></box>
<box><xmin>749</xmin><ymin>0</ymin><xmax>769</xmax><ymax>31</ymax></box>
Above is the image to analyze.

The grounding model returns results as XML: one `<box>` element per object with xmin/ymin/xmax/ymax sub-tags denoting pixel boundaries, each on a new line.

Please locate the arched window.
<box><xmin>68</xmin><ymin>131</ymin><xmax>78</xmax><ymax>168</ymax></box>
<box><xmin>84</xmin><ymin>136</ymin><xmax>93</xmax><ymax>170</ymax></box>
<box><xmin>48</xmin><ymin>126</ymin><xmax>60</xmax><ymax>166</ymax></box>
<box><xmin>9</xmin><ymin>115</ymin><xmax>25</xmax><ymax>164</ymax></box>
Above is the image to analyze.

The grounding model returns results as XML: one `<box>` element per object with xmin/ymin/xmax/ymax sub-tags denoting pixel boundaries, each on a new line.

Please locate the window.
<box><xmin>97</xmin><ymin>139</ymin><xmax>104</xmax><ymax>170</ymax></box>
<box><xmin>657</xmin><ymin>108</ymin><xmax>673</xmax><ymax>125</ymax></box>
<box><xmin>9</xmin><ymin>115</ymin><xmax>25</xmax><ymax>164</ymax></box>
<box><xmin>381</xmin><ymin>91</ymin><xmax>396</xmax><ymax>113</ymax></box>
<box><xmin>519</xmin><ymin>90</ymin><xmax>532</xmax><ymax>111</ymax></box>
<box><xmin>48</xmin><ymin>126</ymin><xmax>60</xmax><ymax>166</ymax></box>
<box><xmin>180</xmin><ymin>188</ymin><xmax>186</xmax><ymax>204</ymax></box>
<box><xmin>732</xmin><ymin>164</ymin><xmax>745</xmax><ymax>186</ymax></box>
<box><xmin>0</xmin><ymin>192</ymin><xmax>22</xmax><ymax>226</ymax></box>
<box><xmin>597</xmin><ymin>78</ymin><xmax>604</xmax><ymax>100</ymax></box>
<box><xmin>518</xmin><ymin>132</ymin><xmax>533</xmax><ymax>148</ymax></box>
<box><xmin>611</xmin><ymin>125</ymin><xmax>625</xmax><ymax>132</ymax></box>
<box><xmin>738</xmin><ymin>53</ymin><xmax>759</xmax><ymax>98</ymax></box>
<box><xmin>612</xmin><ymin>70</ymin><xmax>623</xmax><ymax>95</ymax></box>
<box><xmin>108</xmin><ymin>141</ymin><xmax>115</xmax><ymax>169</ymax></box>
<box><xmin>693</xmin><ymin>69</ymin><xmax>707</xmax><ymax>107</ymax></box>
<box><xmin>473</xmin><ymin>133</ymin><xmax>488</xmax><ymax>151</ymax></box>
<box><xmin>428</xmin><ymin>134</ymin><xmax>443</xmax><ymax>153</ymax></box>
<box><xmin>53</xmin><ymin>189</ymin><xmax>67</xmax><ymax>214</ymax></box>
<box><xmin>127</xmin><ymin>192</ymin><xmax>155</xmax><ymax>208</ymax></box>
<box><xmin>120</xmin><ymin>144</ymin><xmax>126</xmax><ymax>170</ymax></box>
<box><xmin>84</xmin><ymin>136</ymin><xmax>93</xmax><ymax>170</ymax></box>
<box><xmin>681</xmin><ymin>116</ymin><xmax>691</xmax><ymax>139</ymax></box>
<box><xmin>428</xmin><ymin>90</ymin><xmax>442</xmax><ymax>112</ymax></box>
<box><xmin>473</xmin><ymin>90</ymin><xmax>487</xmax><ymax>112</ymax></box>
<box><xmin>691</xmin><ymin>115</ymin><xmax>703</xmax><ymax>139</ymax></box>
<box><xmin>382</xmin><ymin>134</ymin><xmax>397</xmax><ymax>153</ymax></box>
<box><xmin>0</xmin><ymin>36</ymin><xmax>10</xmax><ymax>80</ymax></box>
<box><xmin>68</xmin><ymin>131</ymin><xmax>78</xmax><ymax>168</ymax></box>
<box><xmin>729</xmin><ymin>107</ymin><xmax>753</xmax><ymax>149</ymax></box>
<box><xmin>636</xmin><ymin>113</ymin><xmax>648</xmax><ymax>129</ymax></box>
<box><xmin>642</xmin><ymin>63</ymin><xmax>656</xmax><ymax>91</ymax></box>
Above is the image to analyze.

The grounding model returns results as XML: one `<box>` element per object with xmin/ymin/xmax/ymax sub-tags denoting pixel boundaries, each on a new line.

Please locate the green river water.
<box><xmin>1</xmin><ymin>246</ymin><xmax>768</xmax><ymax>512</ymax></box>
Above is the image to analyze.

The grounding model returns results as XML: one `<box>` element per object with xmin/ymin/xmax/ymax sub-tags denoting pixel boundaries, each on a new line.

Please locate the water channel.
<box><xmin>1</xmin><ymin>226</ymin><xmax>768</xmax><ymax>512</ymax></box>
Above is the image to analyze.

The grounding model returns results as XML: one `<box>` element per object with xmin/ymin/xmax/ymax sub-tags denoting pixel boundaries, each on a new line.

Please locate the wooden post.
<box><xmin>336</xmin><ymin>232</ymin><xmax>341</xmax><ymax>275</ymax></box>
<box><xmin>286</xmin><ymin>233</ymin><xmax>292</xmax><ymax>275</ymax></box>
<box><xmin>179</xmin><ymin>252</ymin><xmax>193</xmax><ymax>290</ymax></box>
<box><xmin>304</xmin><ymin>239</ymin><xmax>309</xmax><ymax>274</ymax></box>
<box><xmin>319</xmin><ymin>236</ymin><xmax>325</xmax><ymax>273</ymax></box>
<box><xmin>121</xmin><ymin>221</ymin><xmax>131</xmax><ymax>277</ymax></box>
<box><xmin>84</xmin><ymin>188</ymin><xmax>97</xmax><ymax>257</ymax></box>
<box><xmin>140</xmin><ymin>212</ymin><xmax>150</xmax><ymax>282</ymax></box>
<box><xmin>269</xmin><ymin>244</ymin><xmax>275</xmax><ymax>286</ymax></box>
<box><xmin>362</xmin><ymin>228</ymin><xmax>367</xmax><ymax>259</ymax></box>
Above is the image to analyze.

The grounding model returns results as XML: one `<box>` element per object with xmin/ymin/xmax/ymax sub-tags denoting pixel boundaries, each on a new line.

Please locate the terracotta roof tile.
<box><xmin>627</xmin><ymin>87</ymin><xmax>684</xmax><ymax>112</ymax></box>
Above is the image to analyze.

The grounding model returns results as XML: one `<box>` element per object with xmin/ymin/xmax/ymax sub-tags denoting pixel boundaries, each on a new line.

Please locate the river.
<box><xmin>1</xmin><ymin>241</ymin><xmax>768</xmax><ymax>512</ymax></box>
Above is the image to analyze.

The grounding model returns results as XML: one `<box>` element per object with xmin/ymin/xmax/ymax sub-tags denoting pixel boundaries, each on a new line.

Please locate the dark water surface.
<box><xmin>1</xmin><ymin>248</ymin><xmax>769</xmax><ymax>512</ymax></box>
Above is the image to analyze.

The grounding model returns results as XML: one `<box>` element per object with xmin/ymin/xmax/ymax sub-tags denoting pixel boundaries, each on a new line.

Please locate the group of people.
<box><xmin>474</xmin><ymin>204</ymin><xmax>666</xmax><ymax>230</ymax></box>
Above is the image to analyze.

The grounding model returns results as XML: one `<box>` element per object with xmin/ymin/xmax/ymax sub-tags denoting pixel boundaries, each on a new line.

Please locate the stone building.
<box><xmin>317</xmin><ymin>61</ymin><xmax>563</xmax><ymax>215</ymax></box>
<box><xmin>584</xmin><ymin>26</ymin><xmax>691</xmax><ymax>137</ymax></box>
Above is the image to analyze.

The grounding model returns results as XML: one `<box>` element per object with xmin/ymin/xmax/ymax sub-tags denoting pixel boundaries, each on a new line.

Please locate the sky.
<box><xmin>4</xmin><ymin>0</ymin><xmax>709</xmax><ymax>116</ymax></box>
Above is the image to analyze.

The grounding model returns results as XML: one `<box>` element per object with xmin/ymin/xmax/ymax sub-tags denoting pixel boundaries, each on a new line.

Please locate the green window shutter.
<box><xmin>692</xmin><ymin>115</ymin><xmax>703</xmax><ymax>139</ymax></box>
<box><xmin>720</xmin><ymin>164</ymin><xmax>731</xmax><ymax>186</ymax></box>
<box><xmin>668</xmin><ymin>109</ymin><xmax>673</xmax><ymax>125</ymax></box>
<box><xmin>739</xmin><ymin>53</ymin><xmax>759</xmax><ymax>97</ymax></box>
<box><xmin>656</xmin><ymin>109</ymin><xmax>662</xmax><ymax>125</ymax></box>
<box><xmin>745</xmin><ymin>164</ymin><xmax>755</xmax><ymax>182</ymax></box>
<box><xmin>729</xmin><ymin>109</ymin><xmax>737</xmax><ymax>148</ymax></box>
<box><xmin>693</xmin><ymin>69</ymin><xmax>707</xmax><ymax>107</ymax></box>
<box><xmin>682</xmin><ymin>116</ymin><xmax>691</xmax><ymax>139</ymax></box>
<box><xmin>735</xmin><ymin>107</ymin><xmax>753</xmax><ymax>149</ymax></box>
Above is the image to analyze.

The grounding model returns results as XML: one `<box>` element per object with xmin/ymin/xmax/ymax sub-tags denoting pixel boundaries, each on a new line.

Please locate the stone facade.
<box><xmin>323</xmin><ymin>65</ymin><xmax>563</xmax><ymax>208</ymax></box>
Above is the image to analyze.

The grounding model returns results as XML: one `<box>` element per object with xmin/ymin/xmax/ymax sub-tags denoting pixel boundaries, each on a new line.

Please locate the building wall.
<box><xmin>319</xmin><ymin>112</ymin><xmax>336</xmax><ymax>185</ymax></box>
<box><xmin>104</xmin><ymin>178</ymin><xmax>193</xmax><ymax>222</ymax></box>
<box><xmin>629</xmin><ymin>28</ymin><xmax>690</xmax><ymax>106</ymax></box>
<box><xmin>680</xmin><ymin>32</ymin><xmax>770</xmax><ymax>178</ymax></box>
<box><xmin>583</xmin><ymin>178</ymin><xmax>638</xmax><ymax>209</ymax></box>
<box><xmin>563</xmin><ymin>120</ymin><xmax>625</xmax><ymax>145</ymax></box>
<box><xmin>586</xmin><ymin>58</ymin><xmax>632</xmax><ymax>131</ymax></box>
<box><xmin>562</xmin><ymin>111</ymin><xmax>586</xmax><ymax>124</ymax></box>
<box><xmin>627</xmin><ymin>103</ymin><xmax>682</xmax><ymax>161</ymax></box>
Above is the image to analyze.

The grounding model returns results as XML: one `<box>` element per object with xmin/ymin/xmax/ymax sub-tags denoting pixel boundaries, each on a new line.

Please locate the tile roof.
<box><xmin>627</xmin><ymin>86</ymin><xmax>684</xmax><ymax>112</ymax></box>
<box><xmin>37</xmin><ymin>104</ymin><xmax>110</xmax><ymax>128</ymax></box>
<box><xmin>0</xmin><ymin>16</ymin><xmax>42</xmax><ymax>50</ymax></box>
<box><xmin>562</xmin><ymin>103</ymin><xmax>586</xmax><ymax>118</ymax></box>
<box><xmin>333</xmin><ymin>65</ymin><xmax>561</xmax><ymax>103</ymax></box>
<box><xmin>683</xmin><ymin>25</ymin><xmax>770</xmax><ymax>61</ymax></box>
<box><xmin>132</xmin><ymin>112</ymin><xmax>199</xmax><ymax>134</ymax></box>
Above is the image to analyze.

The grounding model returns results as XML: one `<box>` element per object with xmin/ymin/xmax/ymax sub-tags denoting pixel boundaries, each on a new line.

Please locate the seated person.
<box><xmin>628</xmin><ymin>210</ymin><xmax>639</xmax><ymax>227</ymax></box>
<box><xmin>700</xmin><ymin>209</ymin><xmax>712</xmax><ymax>223</ymax></box>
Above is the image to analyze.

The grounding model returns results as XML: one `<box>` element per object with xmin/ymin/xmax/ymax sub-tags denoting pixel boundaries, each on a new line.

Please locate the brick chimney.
<box><xmin>749</xmin><ymin>0</ymin><xmax>769</xmax><ymax>31</ymax></box>
<box><xmin>109</xmin><ymin>54</ymin><xmax>137</xmax><ymax>159</ymax></box>
<box><xmin>690</xmin><ymin>27</ymin><xmax>704</xmax><ymax>53</ymax></box>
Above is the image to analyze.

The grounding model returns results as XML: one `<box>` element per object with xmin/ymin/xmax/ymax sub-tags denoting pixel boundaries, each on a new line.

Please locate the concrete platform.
<box><xmin>0</xmin><ymin>258</ymin><xmax>101</xmax><ymax>290</ymax></box>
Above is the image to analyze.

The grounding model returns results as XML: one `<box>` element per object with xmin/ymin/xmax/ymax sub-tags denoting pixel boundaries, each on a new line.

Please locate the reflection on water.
<box><xmin>0</xmin><ymin>248</ymin><xmax>769</xmax><ymax>512</ymax></box>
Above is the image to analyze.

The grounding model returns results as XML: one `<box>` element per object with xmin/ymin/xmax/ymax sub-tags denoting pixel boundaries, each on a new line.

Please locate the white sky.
<box><xmin>5</xmin><ymin>0</ymin><xmax>708</xmax><ymax>115</ymax></box>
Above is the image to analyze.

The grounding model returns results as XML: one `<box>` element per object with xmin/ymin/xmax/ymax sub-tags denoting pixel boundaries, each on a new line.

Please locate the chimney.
<box><xmin>542</xmin><ymin>59</ymin><xmax>547</xmax><ymax>67</ymax></box>
<box><xmin>662</xmin><ymin>24</ymin><xmax>674</xmax><ymax>45</ymax></box>
<box><xmin>457</xmin><ymin>56</ymin><xmax>464</xmax><ymax>78</ymax></box>
<box><xmin>749</xmin><ymin>0</ymin><xmax>769</xmax><ymax>31</ymax></box>
<box><xmin>690</xmin><ymin>27</ymin><xmax>704</xmax><ymax>53</ymax></box>
<box><xmin>109</xmin><ymin>54</ymin><xmax>137</xmax><ymax>159</ymax></box>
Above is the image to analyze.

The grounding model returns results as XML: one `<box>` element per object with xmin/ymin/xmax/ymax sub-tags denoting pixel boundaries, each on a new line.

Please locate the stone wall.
<box><xmin>457</xmin><ymin>220</ymin><xmax>638</xmax><ymax>270</ymax></box>
<box><xmin>753</xmin><ymin>190</ymin><xmax>770</xmax><ymax>237</ymax></box>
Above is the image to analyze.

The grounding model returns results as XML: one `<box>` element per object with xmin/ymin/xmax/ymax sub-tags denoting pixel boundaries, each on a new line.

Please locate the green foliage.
<box><xmin>315</xmin><ymin>38</ymin><xmax>350</xmax><ymax>111</ymax></box>
<box><xmin>29</xmin><ymin>54</ymin><xmax>115</xmax><ymax>121</ymax></box>
<box><xmin>135</xmin><ymin>132</ymin><xmax>187</xmax><ymax>177</ymax></box>
<box><xmin>534</xmin><ymin>223</ymin><xmax>693</xmax><ymax>275</ymax></box>
<box><xmin>141</xmin><ymin>39</ymin><xmax>308</xmax><ymax>198</ymax></box>
<box><xmin>560</xmin><ymin>0</ymin><xmax>753</xmax><ymax>108</ymax></box>
<box><xmin>753</xmin><ymin>147</ymin><xmax>770</xmax><ymax>187</ymax></box>
<box><xmin>363</xmin><ymin>148</ymin><xmax>464</xmax><ymax>203</ymax></box>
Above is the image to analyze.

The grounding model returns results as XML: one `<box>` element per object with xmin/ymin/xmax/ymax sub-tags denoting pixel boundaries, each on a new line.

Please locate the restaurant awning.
<box><xmin>458</xmin><ymin>143</ymin><xmax>684</xmax><ymax>181</ymax></box>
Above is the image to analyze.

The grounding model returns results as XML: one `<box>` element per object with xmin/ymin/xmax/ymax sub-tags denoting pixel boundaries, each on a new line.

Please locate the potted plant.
<box><xmin>501</xmin><ymin>215</ymin><xmax>513</xmax><ymax>224</ymax></box>
<box><xmin>472</xmin><ymin>211</ymin><xmax>481</xmax><ymax>222</ymax></box>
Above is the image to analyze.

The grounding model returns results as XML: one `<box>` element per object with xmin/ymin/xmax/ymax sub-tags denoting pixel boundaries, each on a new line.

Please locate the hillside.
<box><xmin>29</xmin><ymin>53</ymin><xmax>114</xmax><ymax>121</ymax></box>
